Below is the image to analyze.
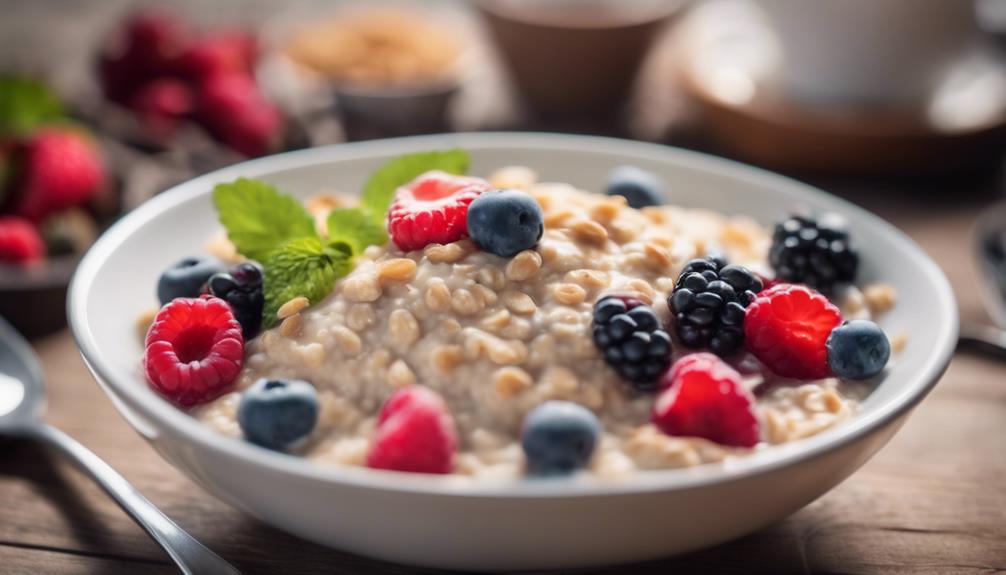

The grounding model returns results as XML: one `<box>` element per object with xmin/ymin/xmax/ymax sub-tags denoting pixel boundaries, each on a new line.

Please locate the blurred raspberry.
<box><xmin>0</xmin><ymin>216</ymin><xmax>45</xmax><ymax>265</ymax></box>
<box><xmin>195</xmin><ymin>73</ymin><xmax>283</xmax><ymax>157</ymax></box>
<box><xmin>176</xmin><ymin>31</ymin><xmax>258</xmax><ymax>82</ymax></box>
<box><xmin>129</xmin><ymin>78</ymin><xmax>194</xmax><ymax>140</ymax></box>
<box><xmin>98</xmin><ymin>7</ymin><xmax>191</xmax><ymax>104</ymax></box>
<box><xmin>10</xmin><ymin>127</ymin><xmax>105</xmax><ymax>222</ymax></box>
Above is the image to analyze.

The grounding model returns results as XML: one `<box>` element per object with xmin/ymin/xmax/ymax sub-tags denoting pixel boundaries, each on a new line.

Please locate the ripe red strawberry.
<box><xmin>652</xmin><ymin>352</ymin><xmax>760</xmax><ymax>447</ymax></box>
<box><xmin>144</xmin><ymin>296</ymin><xmax>244</xmax><ymax>407</ymax></box>
<box><xmin>366</xmin><ymin>386</ymin><xmax>457</xmax><ymax>474</ymax></box>
<box><xmin>0</xmin><ymin>216</ymin><xmax>45</xmax><ymax>265</ymax></box>
<box><xmin>744</xmin><ymin>283</ymin><xmax>842</xmax><ymax>379</ymax></box>
<box><xmin>99</xmin><ymin>8</ymin><xmax>191</xmax><ymax>103</ymax></box>
<box><xmin>176</xmin><ymin>32</ymin><xmax>257</xmax><ymax>82</ymax></box>
<box><xmin>129</xmin><ymin>78</ymin><xmax>194</xmax><ymax>139</ymax></box>
<box><xmin>11</xmin><ymin>128</ymin><xmax>105</xmax><ymax>222</ymax></box>
<box><xmin>386</xmin><ymin>171</ymin><xmax>492</xmax><ymax>252</ymax></box>
<box><xmin>196</xmin><ymin>73</ymin><xmax>283</xmax><ymax>157</ymax></box>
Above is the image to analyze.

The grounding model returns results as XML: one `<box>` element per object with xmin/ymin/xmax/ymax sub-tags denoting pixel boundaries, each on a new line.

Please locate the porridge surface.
<box><xmin>194</xmin><ymin>177</ymin><xmax>870</xmax><ymax>478</ymax></box>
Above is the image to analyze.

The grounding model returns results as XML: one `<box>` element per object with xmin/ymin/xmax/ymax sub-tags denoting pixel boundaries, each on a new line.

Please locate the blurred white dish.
<box><xmin>68</xmin><ymin>133</ymin><xmax>956</xmax><ymax>571</ymax></box>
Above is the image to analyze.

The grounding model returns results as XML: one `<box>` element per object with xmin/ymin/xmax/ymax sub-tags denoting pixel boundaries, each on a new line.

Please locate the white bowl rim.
<box><xmin>68</xmin><ymin>132</ymin><xmax>958</xmax><ymax>498</ymax></box>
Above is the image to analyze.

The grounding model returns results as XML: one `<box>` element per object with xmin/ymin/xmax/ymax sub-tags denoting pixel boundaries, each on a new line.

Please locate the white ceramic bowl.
<box><xmin>68</xmin><ymin>133</ymin><xmax>957</xmax><ymax>571</ymax></box>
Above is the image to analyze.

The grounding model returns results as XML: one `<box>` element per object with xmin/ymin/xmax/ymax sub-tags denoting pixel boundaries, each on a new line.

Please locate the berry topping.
<box><xmin>10</xmin><ymin>128</ymin><xmax>105</xmax><ymax>222</ymax></box>
<box><xmin>0</xmin><ymin>216</ymin><xmax>45</xmax><ymax>265</ymax></box>
<box><xmin>143</xmin><ymin>297</ymin><xmax>244</xmax><ymax>406</ymax></box>
<box><xmin>669</xmin><ymin>255</ymin><xmax>763</xmax><ymax>357</ymax></box>
<box><xmin>466</xmin><ymin>189</ymin><xmax>544</xmax><ymax>257</ymax></box>
<box><xmin>238</xmin><ymin>378</ymin><xmax>319</xmax><ymax>451</ymax></box>
<box><xmin>366</xmin><ymin>386</ymin><xmax>457</xmax><ymax>474</ymax></box>
<box><xmin>521</xmin><ymin>401</ymin><xmax>600</xmax><ymax>475</ymax></box>
<box><xmin>386</xmin><ymin>171</ymin><xmax>491</xmax><ymax>252</ymax></box>
<box><xmin>208</xmin><ymin>261</ymin><xmax>264</xmax><ymax>340</ymax></box>
<box><xmin>652</xmin><ymin>353</ymin><xmax>760</xmax><ymax>447</ymax></box>
<box><xmin>157</xmin><ymin>255</ymin><xmax>226</xmax><ymax>305</ymax></box>
<box><xmin>744</xmin><ymin>284</ymin><xmax>843</xmax><ymax>379</ymax></box>
<box><xmin>770</xmin><ymin>213</ymin><xmax>858</xmax><ymax>294</ymax></box>
<box><xmin>592</xmin><ymin>295</ymin><xmax>673</xmax><ymax>391</ymax></box>
<box><xmin>605</xmin><ymin>165</ymin><xmax>664</xmax><ymax>208</ymax></box>
<box><xmin>826</xmin><ymin>320</ymin><xmax>891</xmax><ymax>380</ymax></box>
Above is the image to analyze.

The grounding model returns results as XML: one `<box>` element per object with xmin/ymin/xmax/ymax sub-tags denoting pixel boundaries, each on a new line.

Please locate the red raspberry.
<box><xmin>195</xmin><ymin>73</ymin><xmax>283</xmax><ymax>157</ymax></box>
<box><xmin>177</xmin><ymin>32</ymin><xmax>258</xmax><ymax>82</ymax></box>
<box><xmin>11</xmin><ymin>128</ymin><xmax>105</xmax><ymax>222</ymax></box>
<box><xmin>652</xmin><ymin>352</ymin><xmax>760</xmax><ymax>447</ymax></box>
<box><xmin>386</xmin><ymin>171</ymin><xmax>491</xmax><ymax>252</ymax></box>
<box><xmin>744</xmin><ymin>283</ymin><xmax>842</xmax><ymax>379</ymax></box>
<box><xmin>99</xmin><ymin>8</ymin><xmax>191</xmax><ymax>104</ymax></box>
<box><xmin>143</xmin><ymin>297</ymin><xmax>244</xmax><ymax>407</ymax></box>
<box><xmin>0</xmin><ymin>216</ymin><xmax>45</xmax><ymax>265</ymax></box>
<box><xmin>129</xmin><ymin>78</ymin><xmax>194</xmax><ymax>140</ymax></box>
<box><xmin>366</xmin><ymin>386</ymin><xmax>457</xmax><ymax>474</ymax></box>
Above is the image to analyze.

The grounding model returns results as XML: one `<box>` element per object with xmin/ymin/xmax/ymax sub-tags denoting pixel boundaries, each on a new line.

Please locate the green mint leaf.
<box><xmin>326</xmin><ymin>207</ymin><xmax>388</xmax><ymax>255</ymax></box>
<box><xmin>261</xmin><ymin>236</ymin><xmax>351</xmax><ymax>327</ymax></box>
<box><xmin>213</xmin><ymin>178</ymin><xmax>317</xmax><ymax>262</ymax></box>
<box><xmin>0</xmin><ymin>76</ymin><xmax>64</xmax><ymax>136</ymax></box>
<box><xmin>361</xmin><ymin>149</ymin><xmax>470</xmax><ymax>221</ymax></box>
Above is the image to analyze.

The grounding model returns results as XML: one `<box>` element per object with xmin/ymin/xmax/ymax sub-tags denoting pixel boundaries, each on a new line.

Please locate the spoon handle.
<box><xmin>27</xmin><ymin>424</ymin><xmax>243</xmax><ymax>575</ymax></box>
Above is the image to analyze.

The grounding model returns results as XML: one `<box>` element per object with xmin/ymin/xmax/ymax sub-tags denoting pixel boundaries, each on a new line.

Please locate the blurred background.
<box><xmin>0</xmin><ymin>0</ymin><xmax>1004</xmax><ymax>337</ymax></box>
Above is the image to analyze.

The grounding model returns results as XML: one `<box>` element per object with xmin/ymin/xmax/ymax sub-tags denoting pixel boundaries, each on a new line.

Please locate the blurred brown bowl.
<box><xmin>0</xmin><ymin>255</ymin><xmax>80</xmax><ymax>339</ymax></box>
<box><xmin>334</xmin><ymin>82</ymin><xmax>459</xmax><ymax>141</ymax></box>
<box><xmin>477</xmin><ymin>0</ymin><xmax>684</xmax><ymax>126</ymax></box>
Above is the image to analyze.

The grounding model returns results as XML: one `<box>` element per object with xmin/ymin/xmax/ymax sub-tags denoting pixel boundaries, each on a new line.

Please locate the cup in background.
<box><xmin>755</xmin><ymin>0</ymin><xmax>981</xmax><ymax>108</ymax></box>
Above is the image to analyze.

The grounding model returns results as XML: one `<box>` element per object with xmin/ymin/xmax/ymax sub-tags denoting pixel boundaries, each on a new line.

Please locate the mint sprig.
<box><xmin>211</xmin><ymin>149</ymin><xmax>472</xmax><ymax>328</ymax></box>
<box><xmin>262</xmin><ymin>237</ymin><xmax>350</xmax><ymax>324</ymax></box>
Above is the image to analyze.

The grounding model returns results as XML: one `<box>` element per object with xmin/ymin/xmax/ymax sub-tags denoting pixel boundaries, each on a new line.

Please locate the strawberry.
<box><xmin>386</xmin><ymin>171</ymin><xmax>492</xmax><ymax>252</ymax></box>
<box><xmin>129</xmin><ymin>78</ymin><xmax>194</xmax><ymax>140</ymax></box>
<box><xmin>652</xmin><ymin>352</ymin><xmax>760</xmax><ymax>447</ymax></box>
<box><xmin>366</xmin><ymin>386</ymin><xmax>457</xmax><ymax>474</ymax></box>
<box><xmin>143</xmin><ymin>296</ymin><xmax>244</xmax><ymax>407</ymax></box>
<box><xmin>744</xmin><ymin>283</ymin><xmax>843</xmax><ymax>379</ymax></box>
<box><xmin>10</xmin><ymin>128</ymin><xmax>105</xmax><ymax>222</ymax></box>
<box><xmin>195</xmin><ymin>73</ymin><xmax>283</xmax><ymax>157</ymax></box>
<box><xmin>0</xmin><ymin>216</ymin><xmax>45</xmax><ymax>265</ymax></box>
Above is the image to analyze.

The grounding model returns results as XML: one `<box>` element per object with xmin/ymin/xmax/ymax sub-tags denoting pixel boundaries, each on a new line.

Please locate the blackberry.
<box><xmin>592</xmin><ymin>296</ymin><xmax>673</xmax><ymax>391</ymax></box>
<box><xmin>669</xmin><ymin>255</ymin><xmax>762</xmax><ymax>357</ymax></box>
<box><xmin>769</xmin><ymin>214</ymin><xmax>858</xmax><ymax>293</ymax></box>
<box><xmin>208</xmin><ymin>261</ymin><xmax>265</xmax><ymax>340</ymax></box>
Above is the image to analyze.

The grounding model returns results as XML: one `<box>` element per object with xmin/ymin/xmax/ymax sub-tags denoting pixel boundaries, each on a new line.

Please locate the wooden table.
<box><xmin>0</xmin><ymin>178</ymin><xmax>1002</xmax><ymax>574</ymax></box>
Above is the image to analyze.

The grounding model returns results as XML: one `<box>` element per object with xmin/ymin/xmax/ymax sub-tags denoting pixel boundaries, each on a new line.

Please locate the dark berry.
<box><xmin>669</xmin><ymin>255</ymin><xmax>763</xmax><ymax>357</ymax></box>
<box><xmin>605</xmin><ymin>165</ymin><xmax>664</xmax><ymax>208</ymax></box>
<box><xmin>208</xmin><ymin>261</ymin><xmax>265</xmax><ymax>339</ymax></box>
<box><xmin>467</xmin><ymin>189</ymin><xmax>544</xmax><ymax>257</ymax></box>
<box><xmin>156</xmin><ymin>255</ymin><xmax>225</xmax><ymax>305</ymax></box>
<box><xmin>238</xmin><ymin>378</ymin><xmax>319</xmax><ymax>451</ymax></box>
<box><xmin>826</xmin><ymin>320</ymin><xmax>890</xmax><ymax>380</ymax></box>
<box><xmin>592</xmin><ymin>295</ymin><xmax>673</xmax><ymax>391</ymax></box>
<box><xmin>521</xmin><ymin>401</ymin><xmax>599</xmax><ymax>475</ymax></box>
<box><xmin>769</xmin><ymin>213</ymin><xmax>859</xmax><ymax>294</ymax></box>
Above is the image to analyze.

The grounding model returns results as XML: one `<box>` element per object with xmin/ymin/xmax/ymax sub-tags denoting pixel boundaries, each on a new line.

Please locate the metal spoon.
<box><xmin>959</xmin><ymin>201</ymin><xmax>1006</xmax><ymax>357</ymax></box>
<box><xmin>0</xmin><ymin>316</ymin><xmax>242</xmax><ymax>575</ymax></box>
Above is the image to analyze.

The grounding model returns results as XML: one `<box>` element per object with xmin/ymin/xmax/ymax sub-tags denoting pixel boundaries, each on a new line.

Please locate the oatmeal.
<box><xmin>172</xmin><ymin>161</ymin><xmax>893</xmax><ymax>479</ymax></box>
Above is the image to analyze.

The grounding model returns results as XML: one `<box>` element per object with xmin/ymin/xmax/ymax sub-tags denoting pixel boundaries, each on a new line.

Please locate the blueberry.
<box><xmin>208</xmin><ymin>261</ymin><xmax>265</xmax><ymax>339</ymax></box>
<box><xmin>605</xmin><ymin>166</ymin><xmax>665</xmax><ymax>208</ymax></box>
<box><xmin>521</xmin><ymin>401</ymin><xmax>600</xmax><ymax>475</ymax></box>
<box><xmin>157</xmin><ymin>255</ymin><xmax>225</xmax><ymax>305</ymax></box>
<box><xmin>467</xmin><ymin>189</ymin><xmax>544</xmax><ymax>257</ymax></box>
<box><xmin>238</xmin><ymin>379</ymin><xmax>319</xmax><ymax>451</ymax></box>
<box><xmin>826</xmin><ymin>320</ymin><xmax>891</xmax><ymax>380</ymax></box>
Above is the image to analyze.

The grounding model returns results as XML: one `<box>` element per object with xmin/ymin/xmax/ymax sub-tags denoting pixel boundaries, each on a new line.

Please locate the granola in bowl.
<box><xmin>140</xmin><ymin>149</ymin><xmax>896</xmax><ymax>480</ymax></box>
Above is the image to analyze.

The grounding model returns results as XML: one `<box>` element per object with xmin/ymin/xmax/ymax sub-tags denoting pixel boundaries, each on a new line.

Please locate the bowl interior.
<box><xmin>69</xmin><ymin>133</ymin><xmax>957</xmax><ymax>494</ymax></box>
